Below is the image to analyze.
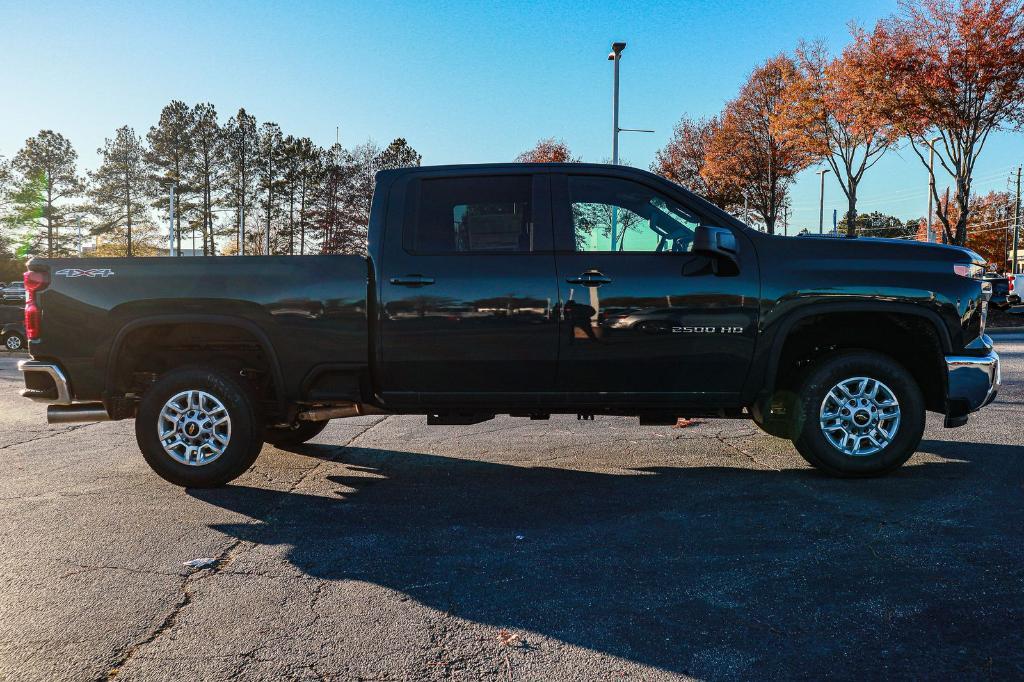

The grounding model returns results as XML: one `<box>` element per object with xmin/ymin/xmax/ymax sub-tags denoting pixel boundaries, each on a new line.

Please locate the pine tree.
<box><xmin>88</xmin><ymin>126</ymin><xmax>157</xmax><ymax>256</ymax></box>
<box><xmin>12</xmin><ymin>130</ymin><xmax>83</xmax><ymax>257</ymax></box>
<box><xmin>146</xmin><ymin>100</ymin><xmax>195</xmax><ymax>256</ymax></box>
<box><xmin>296</xmin><ymin>138</ymin><xmax>323</xmax><ymax>256</ymax></box>
<box><xmin>256</xmin><ymin>122</ymin><xmax>284</xmax><ymax>254</ymax></box>
<box><xmin>188</xmin><ymin>103</ymin><xmax>225</xmax><ymax>256</ymax></box>
<box><xmin>280</xmin><ymin>135</ymin><xmax>301</xmax><ymax>255</ymax></box>
<box><xmin>223</xmin><ymin>108</ymin><xmax>258</xmax><ymax>254</ymax></box>
<box><xmin>310</xmin><ymin>143</ymin><xmax>347</xmax><ymax>254</ymax></box>
<box><xmin>377</xmin><ymin>138</ymin><xmax>422</xmax><ymax>170</ymax></box>
<box><xmin>278</xmin><ymin>136</ymin><xmax>325</xmax><ymax>255</ymax></box>
<box><xmin>0</xmin><ymin>156</ymin><xmax>15</xmax><ymax>257</ymax></box>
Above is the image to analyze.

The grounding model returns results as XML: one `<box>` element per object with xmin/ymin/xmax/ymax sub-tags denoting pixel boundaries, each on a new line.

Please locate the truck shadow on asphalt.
<box><xmin>190</xmin><ymin>439</ymin><xmax>1024</xmax><ymax>678</ymax></box>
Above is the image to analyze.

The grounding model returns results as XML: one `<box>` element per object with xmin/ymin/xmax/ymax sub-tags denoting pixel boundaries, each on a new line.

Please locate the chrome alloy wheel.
<box><xmin>819</xmin><ymin>377</ymin><xmax>901</xmax><ymax>457</ymax></box>
<box><xmin>5</xmin><ymin>335</ymin><xmax>22</xmax><ymax>351</ymax></box>
<box><xmin>158</xmin><ymin>390</ymin><xmax>231</xmax><ymax>466</ymax></box>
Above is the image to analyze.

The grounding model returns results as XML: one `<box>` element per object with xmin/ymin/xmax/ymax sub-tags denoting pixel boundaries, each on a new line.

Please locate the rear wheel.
<box><xmin>791</xmin><ymin>351</ymin><xmax>925</xmax><ymax>477</ymax></box>
<box><xmin>136</xmin><ymin>366</ymin><xmax>264</xmax><ymax>487</ymax></box>
<box><xmin>265</xmin><ymin>420</ymin><xmax>328</xmax><ymax>447</ymax></box>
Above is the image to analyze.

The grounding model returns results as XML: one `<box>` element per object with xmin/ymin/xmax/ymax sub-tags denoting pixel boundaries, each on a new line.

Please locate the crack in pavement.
<box><xmin>710</xmin><ymin>430</ymin><xmax>781</xmax><ymax>471</ymax></box>
<box><xmin>101</xmin><ymin>416</ymin><xmax>390</xmax><ymax>680</ymax></box>
<box><xmin>0</xmin><ymin>422</ymin><xmax>99</xmax><ymax>452</ymax></box>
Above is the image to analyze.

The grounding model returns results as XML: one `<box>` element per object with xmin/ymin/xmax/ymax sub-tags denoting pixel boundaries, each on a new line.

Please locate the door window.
<box><xmin>407</xmin><ymin>176</ymin><xmax>540</xmax><ymax>253</ymax></box>
<box><xmin>568</xmin><ymin>175</ymin><xmax>700</xmax><ymax>253</ymax></box>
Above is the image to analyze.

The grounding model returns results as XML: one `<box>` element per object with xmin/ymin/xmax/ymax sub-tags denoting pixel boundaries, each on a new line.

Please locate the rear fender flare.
<box><xmin>104</xmin><ymin>314</ymin><xmax>287</xmax><ymax>412</ymax></box>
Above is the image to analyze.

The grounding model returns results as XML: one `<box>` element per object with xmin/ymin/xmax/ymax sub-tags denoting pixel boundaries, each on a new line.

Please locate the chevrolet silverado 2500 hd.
<box><xmin>17</xmin><ymin>163</ymin><xmax>999</xmax><ymax>486</ymax></box>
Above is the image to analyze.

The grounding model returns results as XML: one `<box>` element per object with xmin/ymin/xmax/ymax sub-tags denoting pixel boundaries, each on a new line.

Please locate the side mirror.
<box><xmin>693</xmin><ymin>225</ymin><xmax>738</xmax><ymax>260</ymax></box>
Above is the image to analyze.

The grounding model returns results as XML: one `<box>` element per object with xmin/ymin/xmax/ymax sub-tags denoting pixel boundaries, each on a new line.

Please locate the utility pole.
<box><xmin>1013</xmin><ymin>166</ymin><xmax>1021</xmax><ymax>274</ymax></box>
<box><xmin>816</xmin><ymin>169</ymin><xmax>830</xmax><ymax>235</ymax></box>
<box><xmin>167</xmin><ymin>183</ymin><xmax>176</xmax><ymax>256</ymax></box>
<box><xmin>926</xmin><ymin>136</ymin><xmax>941</xmax><ymax>242</ymax></box>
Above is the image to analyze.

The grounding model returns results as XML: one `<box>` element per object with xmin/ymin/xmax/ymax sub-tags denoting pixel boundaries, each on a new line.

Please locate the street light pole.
<box><xmin>609</xmin><ymin>42</ymin><xmax>625</xmax><ymax>166</ymax></box>
<box><xmin>602</xmin><ymin>39</ymin><xmax>651</xmax><ymax>249</ymax></box>
<box><xmin>816</xmin><ymin>169</ymin><xmax>830</xmax><ymax>235</ymax></box>
<box><xmin>608</xmin><ymin>42</ymin><xmax>625</xmax><ymax>251</ymax></box>
<box><xmin>926</xmin><ymin>136</ymin><xmax>941</xmax><ymax>243</ymax></box>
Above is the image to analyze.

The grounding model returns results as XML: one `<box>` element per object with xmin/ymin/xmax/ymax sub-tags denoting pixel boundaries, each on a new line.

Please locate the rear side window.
<box><xmin>407</xmin><ymin>176</ymin><xmax>538</xmax><ymax>253</ymax></box>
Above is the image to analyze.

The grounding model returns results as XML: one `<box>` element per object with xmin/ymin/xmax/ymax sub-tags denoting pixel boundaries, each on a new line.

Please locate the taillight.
<box><xmin>1010</xmin><ymin>274</ymin><xmax>1016</xmax><ymax>295</ymax></box>
<box><xmin>24</xmin><ymin>270</ymin><xmax>49</xmax><ymax>341</ymax></box>
<box><xmin>953</xmin><ymin>263</ymin><xmax>985</xmax><ymax>279</ymax></box>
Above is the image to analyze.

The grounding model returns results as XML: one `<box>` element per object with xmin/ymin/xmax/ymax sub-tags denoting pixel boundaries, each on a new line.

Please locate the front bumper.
<box><xmin>944</xmin><ymin>340</ymin><xmax>1000</xmax><ymax>427</ymax></box>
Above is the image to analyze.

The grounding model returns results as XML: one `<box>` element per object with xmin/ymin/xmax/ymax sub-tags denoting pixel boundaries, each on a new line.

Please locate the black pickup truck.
<box><xmin>17</xmin><ymin>163</ymin><xmax>1000</xmax><ymax>486</ymax></box>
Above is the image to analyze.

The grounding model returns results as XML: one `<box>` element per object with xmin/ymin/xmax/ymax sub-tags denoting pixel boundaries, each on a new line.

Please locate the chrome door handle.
<box><xmin>566</xmin><ymin>271</ymin><xmax>612</xmax><ymax>287</ymax></box>
<box><xmin>390</xmin><ymin>275</ymin><xmax>435</xmax><ymax>287</ymax></box>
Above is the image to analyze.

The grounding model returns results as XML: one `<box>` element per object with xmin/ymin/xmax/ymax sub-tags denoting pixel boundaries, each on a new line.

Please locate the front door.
<box><xmin>378</xmin><ymin>172</ymin><xmax>559</xmax><ymax>404</ymax></box>
<box><xmin>552</xmin><ymin>172</ymin><xmax>760</xmax><ymax>402</ymax></box>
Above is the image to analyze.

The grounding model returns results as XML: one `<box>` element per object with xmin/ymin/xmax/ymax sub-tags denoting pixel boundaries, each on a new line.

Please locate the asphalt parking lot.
<box><xmin>0</xmin><ymin>334</ymin><xmax>1022</xmax><ymax>681</ymax></box>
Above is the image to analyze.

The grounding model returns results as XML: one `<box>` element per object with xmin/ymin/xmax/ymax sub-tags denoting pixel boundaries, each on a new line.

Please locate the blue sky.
<box><xmin>3</xmin><ymin>0</ymin><xmax>1022</xmax><ymax>231</ymax></box>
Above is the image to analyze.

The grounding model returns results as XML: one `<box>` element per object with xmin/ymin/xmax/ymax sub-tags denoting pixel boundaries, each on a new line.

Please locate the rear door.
<box><xmin>551</xmin><ymin>171</ymin><xmax>760</xmax><ymax>402</ymax></box>
<box><xmin>377</xmin><ymin>171</ymin><xmax>560</xmax><ymax>404</ymax></box>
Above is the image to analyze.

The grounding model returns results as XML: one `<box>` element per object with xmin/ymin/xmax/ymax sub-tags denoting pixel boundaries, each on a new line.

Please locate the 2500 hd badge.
<box><xmin>674</xmin><ymin>326</ymin><xmax>745</xmax><ymax>334</ymax></box>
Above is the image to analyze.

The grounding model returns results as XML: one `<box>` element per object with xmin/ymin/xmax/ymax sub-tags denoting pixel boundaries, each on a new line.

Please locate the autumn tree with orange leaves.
<box><xmin>514</xmin><ymin>138</ymin><xmax>579</xmax><ymax>163</ymax></box>
<box><xmin>917</xmin><ymin>190</ymin><xmax>1017</xmax><ymax>268</ymax></box>
<box><xmin>651</xmin><ymin>115</ymin><xmax>743</xmax><ymax>211</ymax></box>
<box><xmin>853</xmin><ymin>0</ymin><xmax>1024</xmax><ymax>246</ymax></box>
<box><xmin>705</xmin><ymin>54</ymin><xmax>814</xmax><ymax>234</ymax></box>
<box><xmin>777</xmin><ymin>41</ymin><xmax>894</xmax><ymax>237</ymax></box>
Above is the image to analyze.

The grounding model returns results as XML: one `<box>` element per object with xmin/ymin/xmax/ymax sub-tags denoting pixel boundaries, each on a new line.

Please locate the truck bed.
<box><xmin>29</xmin><ymin>255</ymin><xmax>370</xmax><ymax>404</ymax></box>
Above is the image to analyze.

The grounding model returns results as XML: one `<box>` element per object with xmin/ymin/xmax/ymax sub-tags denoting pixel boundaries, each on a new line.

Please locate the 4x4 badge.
<box><xmin>55</xmin><ymin>268</ymin><xmax>115</xmax><ymax>278</ymax></box>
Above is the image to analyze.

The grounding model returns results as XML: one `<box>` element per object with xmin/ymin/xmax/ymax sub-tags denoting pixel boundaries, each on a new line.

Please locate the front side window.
<box><xmin>409</xmin><ymin>176</ymin><xmax>535</xmax><ymax>253</ymax></box>
<box><xmin>568</xmin><ymin>176</ymin><xmax>700</xmax><ymax>253</ymax></box>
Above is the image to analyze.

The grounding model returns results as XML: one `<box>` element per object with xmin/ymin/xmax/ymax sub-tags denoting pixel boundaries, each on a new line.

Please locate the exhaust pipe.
<box><xmin>47</xmin><ymin>403</ymin><xmax>111</xmax><ymax>424</ymax></box>
<box><xmin>297</xmin><ymin>403</ymin><xmax>389</xmax><ymax>422</ymax></box>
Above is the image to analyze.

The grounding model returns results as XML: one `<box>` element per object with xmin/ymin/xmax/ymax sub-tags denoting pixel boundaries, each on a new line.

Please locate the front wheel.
<box><xmin>136</xmin><ymin>366</ymin><xmax>264</xmax><ymax>487</ymax></box>
<box><xmin>791</xmin><ymin>351</ymin><xmax>925</xmax><ymax>477</ymax></box>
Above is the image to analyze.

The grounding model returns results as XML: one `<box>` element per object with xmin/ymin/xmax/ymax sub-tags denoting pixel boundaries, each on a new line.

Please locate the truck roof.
<box><xmin>376</xmin><ymin>163</ymin><xmax>742</xmax><ymax>228</ymax></box>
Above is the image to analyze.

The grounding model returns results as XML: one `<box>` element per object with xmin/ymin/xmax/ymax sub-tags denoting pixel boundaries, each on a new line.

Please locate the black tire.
<box><xmin>4</xmin><ymin>332</ymin><xmax>25</xmax><ymax>352</ymax></box>
<box><xmin>265</xmin><ymin>420</ymin><xmax>328</xmax><ymax>447</ymax></box>
<box><xmin>135</xmin><ymin>366</ymin><xmax>264</xmax><ymax>487</ymax></box>
<box><xmin>791</xmin><ymin>351</ymin><xmax>925</xmax><ymax>477</ymax></box>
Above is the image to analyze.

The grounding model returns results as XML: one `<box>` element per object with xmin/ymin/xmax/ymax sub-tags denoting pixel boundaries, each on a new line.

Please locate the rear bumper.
<box><xmin>18</xmin><ymin>359</ymin><xmax>72</xmax><ymax>404</ymax></box>
<box><xmin>944</xmin><ymin>342</ymin><xmax>1000</xmax><ymax>427</ymax></box>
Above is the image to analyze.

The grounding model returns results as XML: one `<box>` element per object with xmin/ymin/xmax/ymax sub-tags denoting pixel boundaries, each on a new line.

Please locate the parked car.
<box><xmin>2</xmin><ymin>322</ymin><xmax>26</xmax><ymax>352</ymax></box>
<box><xmin>2</xmin><ymin>281</ymin><xmax>25</xmax><ymax>305</ymax></box>
<box><xmin>15</xmin><ymin>163</ymin><xmax>999</xmax><ymax>487</ymax></box>
<box><xmin>983</xmin><ymin>272</ymin><xmax>1015</xmax><ymax>310</ymax></box>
